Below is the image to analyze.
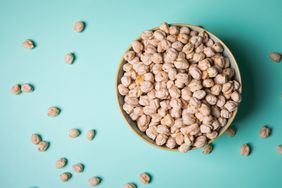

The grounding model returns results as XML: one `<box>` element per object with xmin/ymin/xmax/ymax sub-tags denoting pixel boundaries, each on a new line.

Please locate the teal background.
<box><xmin>0</xmin><ymin>0</ymin><xmax>282</xmax><ymax>187</ymax></box>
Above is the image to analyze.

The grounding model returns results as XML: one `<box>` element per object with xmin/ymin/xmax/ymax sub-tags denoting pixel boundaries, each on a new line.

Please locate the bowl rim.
<box><xmin>116</xmin><ymin>23</ymin><xmax>242</xmax><ymax>152</ymax></box>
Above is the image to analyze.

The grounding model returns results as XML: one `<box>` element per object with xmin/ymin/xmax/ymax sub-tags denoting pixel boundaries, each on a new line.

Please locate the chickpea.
<box><xmin>202</xmin><ymin>144</ymin><xmax>213</xmax><ymax>154</ymax></box>
<box><xmin>139</xmin><ymin>172</ymin><xmax>151</xmax><ymax>184</ymax></box>
<box><xmin>60</xmin><ymin>172</ymin><xmax>72</xmax><ymax>182</ymax></box>
<box><xmin>89</xmin><ymin>176</ymin><xmax>101</xmax><ymax>186</ymax></box>
<box><xmin>31</xmin><ymin>134</ymin><xmax>42</xmax><ymax>145</ymax></box>
<box><xmin>56</xmin><ymin>157</ymin><xmax>67</xmax><ymax>169</ymax></box>
<box><xmin>124</xmin><ymin>183</ymin><xmax>136</xmax><ymax>188</ymax></box>
<box><xmin>22</xmin><ymin>39</ymin><xmax>35</xmax><ymax>49</ymax></box>
<box><xmin>178</xmin><ymin>143</ymin><xmax>191</xmax><ymax>153</ymax></box>
<box><xmin>159</xmin><ymin>22</ymin><xmax>170</xmax><ymax>33</ymax></box>
<box><xmin>154</xmin><ymin>30</ymin><xmax>166</xmax><ymax>41</ymax></box>
<box><xmin>141</xmin><ymin>30</ymin><xmax>153</xmax><ymax>40</ymax></box>
<box><xmin>38</xmin><ymin>141</ymin><xmax>49</xmax><ymax>152</ymax></box>
<box><xmin>74</xmin><ymin>21</ymin><xmax>85</xmax><ymax>32</ymax></box>
<box><xmin>21</xmin><ymin>83</ymin><xmax>34</xmax><ymax>93</ymax></box>
<box><xmin>64</xmin><ymin>52</ymin><xmax>75</xmax><ymax>64</ymax></box>
<box><xmin>124</xmin><ymin>51</ymin><xmax>136</xmax><ymax>62</ymax></box>
<box><xmin>270</xmin><ymin>52</ymin><xmax>281</xmax><ymax>63</ymax></box>
<box><xmin>169</xmin><ymin>25</ymin><xmax>179</xmax><ymax>35</ymax></box>
<box><xmin>69</xmin><ymin>128</ymin><xmax>81</xmax><ymax>138</ymax></box>
<box><xmin>166</xmin><ymin>137</ymin><xmax>176</xmax><ymax>149</ymax></box>
<box><xmin>72</xmin><ymin>163</ymin><xmax>84</xmax><ymax>173</ymax></box>
<box><xmin>48</xmin><ymin>106</ymin><xmax>61</xmax><ymax>117</ymax></box>
<box><xmin>11</xmin><ymin>84</ymin><xmax>21</xmax><ymax>95</ymax></box>
<box><xmin>86</xmin><ymin>129</ymin><xmax>95</xmax><ymax>141</ymax></box>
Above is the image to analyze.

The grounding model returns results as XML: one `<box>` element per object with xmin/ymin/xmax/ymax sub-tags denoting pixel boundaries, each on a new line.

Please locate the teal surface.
<box><xmin>1</xmin><ymin>0</ymin><xmax>282</xmax><ymax>188</ymax></box>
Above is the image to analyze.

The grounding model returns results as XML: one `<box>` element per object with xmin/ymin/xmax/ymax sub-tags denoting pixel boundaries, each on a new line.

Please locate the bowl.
<box><xmin>116</xmin><ymin>23</ymin><xmax>242</xmax><ymax>152</ymax></box>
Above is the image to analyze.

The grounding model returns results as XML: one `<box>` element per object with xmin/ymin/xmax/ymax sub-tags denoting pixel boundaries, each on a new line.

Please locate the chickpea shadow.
<box><xmin>223</xmin><ymin>38</ymin><xmax>257</xmax><ymax>126</ymax></box>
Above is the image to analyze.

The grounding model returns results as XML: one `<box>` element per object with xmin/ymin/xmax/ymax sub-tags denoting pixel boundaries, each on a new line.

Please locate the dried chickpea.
<box><xmin>206</xmin><ymin>131</ymin><xmax>218</xmax><ymax>140</ymax></box>
<box><xmin>31</xmin><ymin>134</ymin><xmax>42</xmax><ymax>145</ymax></box>
<box><xmin>22</xmin><ymin>39</ymin><xmax>35</xmax><ymax>49</ymax></box>
<box><xmin>277</xmin><ymin>145</ymin><xmax>282</xmax><ymax>154</ymax></box>
<box><xmin>124</xmin><ymin>183</ymin><xmax>136</xmax><ymax>188</ymax></box>
<box><xmin>231</xmin><ymin>91</ymin><xmax>241</xmax><ymax>102</ymax></box>
<box><xmin>74</xmin><ymin>21</ymin><xmax>85</xmax><ymax>32</ymax></box>
<box><xmin>154</xmin><ymin>30</ymin><xmax>166</xmax><ymax>41</ymax></box>
<box><xmin>21</xmin><ymin>83</ymin><xmax>33</xmax><ymax>93</ymax></box>
<box><xmin>38</xmin><ymin>141</ymin><xmax>49</xmax><ymax>152</ymax></box>
<box><xmin>259</xmin><ymin>126</ymin><xmax>271</xmax><ymax>138</ymax></box>
<box><xmin>132</xmin><ymin>40</ymin><xmax>144</xmax><ymax>53</ymax></box>
<box><xmin>69</xmin><ymin>128</ymin><xmax>80</xmax><ymax>138</ymax></box>
<box><xmin>11</xmin><ymin>84</ymin><xmax>21</xmax><ymax>95</ymax></box>
<box><xmin>155</xmin><ymin>134</ymin><xmax>168</xmax><ymax>146</ymax></box>
<box><xmin>194</xmin><ymin>136</ymin><xmax>207</xmax><ymax>148</ymax></box>
<box><xmin>240</xmin><ymin>144</ymin><xmax>251</xmax><ymax>156</ymax></box>
<box><xmin>72</xmin><ymin>163</ymin><xmax>84</xmax><ymax>173</ymax></box>
<box><xmin>56</xmin><ymin>157</ymin><xmax>67</xmax><ymax>169</ymax></box>
<box><xmin>270</xmin><ymin>52</ymin><xmax>281</xmax><ymax>63</ymax></box>
<box><xmin>60</xmin><ymin>172</ymin><xmax>72</xmax><ymax>182</ymax></box>
<box><xmin>118</xmin><ymin>84</ymin><xmax>129</xmax><ymax>96</ymax></box>
<box><xmin>202</xmin><ymin>144</ymin><xmax>213</xmax><ymax>154</ymax></box>
<box><xmin>180</xmin><ymin>26</ymin><xmax>190</xmax><ymax>34</ymax></box>
<box><xmin>64</xmin><ymin>53</ymin><xmax>75</xmax><ymax>64</ymax></box>
<box><xmin>141</xmin><ymin>30</ymin><xmax>153</xmax><ymax>40</ymax></box>
<box><xmin>86</xmin><ymin>129</ymin><xmax>95</xmax><ymax>140</ymax></box>
<box><xmin>159</xmin><ymin>22</ymin><xmax>169</xmax><ymax>33</ymax></box>
<box><xmin>224</xmin><ymin>101</ymin><xmax>238</xmax><ymax>112</ymax></box>
<box><xmin>48</xmin><ymin>106</ymin><xmax>61</xmax><ymax>117</ymax></box>
<box><xmin>89</xmin><ymin>176</ymin><xmax>101</xmax><ymax>186</ymax></box>
<box><xmin>166</xmin><ymin>137</ymin><xmax>176</xmax><ymax>149</ymax></box>
<box><xmin>169</xmin><ymin>25</ymin><xmax>179</xmax><ymax>35</ymax></box>
<box><xmin>139</xmin><ymin>172</ymin><xmax>151</xmax><ymax>184</ymax></box>
<box><xmin>178</xmin><ymin>143</ymin><xmax>190</xmax><ymax>153</ymax></box>
<box><xmin>225</xmin><ymin>127</ymin><xmax>236</xmax><ymax>137</ymax></box>
<box><xmin>124</xmin><ymin>51</ymin><xmax>136</xmax><ymax>61</ymax></box>
<box><xmin>212</xmin><ymin>43</ymin><xmax>223</xmax><ymax>53</ymax></box>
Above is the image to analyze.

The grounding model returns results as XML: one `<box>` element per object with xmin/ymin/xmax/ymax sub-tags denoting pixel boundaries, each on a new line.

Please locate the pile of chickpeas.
<box><xmin>118</xmin><ymin>23</ymin><xmax>242</xmax><ymax>153</ymax></box>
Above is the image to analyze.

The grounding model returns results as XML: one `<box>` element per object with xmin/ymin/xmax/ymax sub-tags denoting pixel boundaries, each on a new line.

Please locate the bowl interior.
<box><xmin>116</xmin><ymin>24</ymin><xmax>242</xmax><ymax>151</ymax></box>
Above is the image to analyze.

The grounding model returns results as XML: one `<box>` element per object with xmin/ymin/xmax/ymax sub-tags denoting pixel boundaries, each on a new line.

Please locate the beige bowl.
<box><xmin>116</xmin><ymin>24</ymin><xmax>242</xmax><ymax>152</ymax></box>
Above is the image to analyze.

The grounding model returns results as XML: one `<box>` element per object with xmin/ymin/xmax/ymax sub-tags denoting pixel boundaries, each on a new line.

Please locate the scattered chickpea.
<box><xmin>48</xmin><ymin>106</ymin><xmax>61</xmax><ymax>117</ymax></box>
<box><xmin>11</xmin><ymin>84</ymin><xmax>21</xmax><ymax>95</ymax></box>
<box><xmin>240</xmin><ymin>144</ymin><xmax>251</xmax><ymax>156</ymax></box>
<box><xmin>69</xmin><ymin>128</ymin><xmax>81</xmax><ymax>138</ymax></box>
<box><xmin>270</xmin><ymin>52</ymin><xmax>281</xmax><ymax>63</ymax></box>
<box><xmin>86</xmin><ymin>129</ymin><xmax>95</xmax><ymax>141</ymax></box>
<box><xmin>64</xmin><ymin>52</ymin><xmax>75</xmax><ymax>64</ymax></box>
<box><xmin>124</xmin><ymin>183</ymin><xmax>136</xmax><ymax>188</ymax></box>
<box><xmin>56</xmin><ymin>157</ymin><xmax>68</xmax><ymax>169</ymax></box>
<box><xmin>139</xmin><ymin>172</ymin><xmax>151</xmax><ymax>184</ymax></box>
<box><xmin>72</xmin><ymin>163</ymin><xmax>84</xmax><ymax>173</ymax></box>
<box><xmin>22</xmin><ymin>39</ymin><xmax>35</xmax><ymax>49</ymax></box>
<box><xmin>259</xmin><ymin>126</ymin><xmax>271</xmax><ymax>138</ymax></box>
<box><xmin>31</xmin><ymin>134</ymin><xmax>42</xmax><ymax>145</ymax></box>
<box><xmin>21</xmin><ymin>83</ymin><xmax>34</xmax><ymax>93</ymax></box>
<box><xmin>277</xmin><ymin>145</ymin><xmax>282</xmax><ymax>154</ymax></box>
<box><xmin>225</xmin><ymin>127</ymin><xmax>236</xmax><ymax>137</ymax></box>
<box><xmin>89</xmin><ymin>176</ymin><xmax>101</xmax><ymax>186</ymax></box>
<box><xmin>60</xmin><ymin>172</ymin><xmax>72</xmax><ymax>182</ymax></box>
<box><xmin>38</xmin><ymin>141</ymin><xmax>49</xmax><ymax>152</ymax></box>
<box><xmin>74</xmin><ymin>21</ymin><xmax>85</xmax><ymax>33</ymax></box>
